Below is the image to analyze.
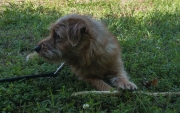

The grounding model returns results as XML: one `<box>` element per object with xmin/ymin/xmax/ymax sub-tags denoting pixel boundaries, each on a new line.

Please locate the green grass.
<box><xmin>0</xmin><ymin>0</ymin><xmax>180</xmax><ymax>112</ymax></box>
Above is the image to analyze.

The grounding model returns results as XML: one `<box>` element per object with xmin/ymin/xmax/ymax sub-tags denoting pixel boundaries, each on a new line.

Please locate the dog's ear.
<box><xmin>67</xmin><ymin>19</ymin><xmax>87</xmax><ymax>47</ymax></box>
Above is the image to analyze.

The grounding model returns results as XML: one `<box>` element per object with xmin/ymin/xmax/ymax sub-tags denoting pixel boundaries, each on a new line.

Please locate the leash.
<box><xmin>0</xmin><ymin>62</ymin><xmax>65</xmax><ymax>83</ymax></box>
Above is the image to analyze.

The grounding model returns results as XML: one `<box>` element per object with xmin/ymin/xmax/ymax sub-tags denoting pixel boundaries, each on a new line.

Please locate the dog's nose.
<box><xmin>34</xmin><ymin>45</ymin><xmax>41</xmax><ymax>53</ymax></box>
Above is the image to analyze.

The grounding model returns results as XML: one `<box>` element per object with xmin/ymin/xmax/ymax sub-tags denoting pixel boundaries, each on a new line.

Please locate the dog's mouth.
<box><xmin>41</xmin><ymin>54</ymin><xmax>51</xmax><ymax>60</ymax></box>
<box><xmin>38</xmin><ymin>49</ymin><xmax>63</xmax><ymax>63</ymax></box>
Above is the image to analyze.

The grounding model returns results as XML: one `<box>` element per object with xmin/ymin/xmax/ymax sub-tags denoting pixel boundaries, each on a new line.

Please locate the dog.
<box><xmin>34</xmin><ymin>14</ymin><xmax>137</xmax><ymax>91</ymax></box>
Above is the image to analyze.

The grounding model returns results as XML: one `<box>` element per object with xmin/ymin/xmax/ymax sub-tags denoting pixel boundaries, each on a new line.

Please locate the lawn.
<box><xmin>0</xmin><ymin>0</ymin><xmax>180</xmax><ymax>112</ymax></box>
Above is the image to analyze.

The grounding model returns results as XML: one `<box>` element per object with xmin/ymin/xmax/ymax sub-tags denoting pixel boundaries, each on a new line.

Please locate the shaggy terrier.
<box><xmin>34</xmin><ymin>14</ymin><xmax>137</xmax><ymax>91</ymax></box>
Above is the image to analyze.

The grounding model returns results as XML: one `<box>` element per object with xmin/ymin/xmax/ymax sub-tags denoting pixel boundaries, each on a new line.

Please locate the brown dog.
<box><xmin>34</xmin><ymin>14</ymin><xmax>137</xmax><ymax>91</ymax></box>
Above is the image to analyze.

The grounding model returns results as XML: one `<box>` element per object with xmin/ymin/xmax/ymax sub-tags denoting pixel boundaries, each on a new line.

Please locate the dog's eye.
<box><xmin>54</xmin><ymin>33</ymin><xmax>60</xmax><ymax>39</ymax></box>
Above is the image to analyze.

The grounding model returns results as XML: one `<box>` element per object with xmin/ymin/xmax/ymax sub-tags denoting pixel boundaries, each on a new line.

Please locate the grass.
<box><xmin>0</xmin><ymin>0</ymin><xmax>180</xmax><ymax>112</ymax></box>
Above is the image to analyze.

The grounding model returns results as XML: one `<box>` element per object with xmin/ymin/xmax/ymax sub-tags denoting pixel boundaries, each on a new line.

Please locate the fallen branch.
<box><xmin>136</xmin><ymin>91</ymin><xmax>180</xmax><ymax>96</ymax></box>
<box><xmin>71</xmin><ymin>90</ymin><xmax>122</xmax><ymax>96</ymax></box>
<box><xmin>71</xmin><ymin>90</ymin><xmax>180</xmax><ymax>97</ymax></box>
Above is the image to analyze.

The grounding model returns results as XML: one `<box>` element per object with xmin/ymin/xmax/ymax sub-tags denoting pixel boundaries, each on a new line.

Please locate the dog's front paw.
<box><xmin>118</xmin><ymin>80</ymin><xmax>137</xmax><ymax>90</ymax></box>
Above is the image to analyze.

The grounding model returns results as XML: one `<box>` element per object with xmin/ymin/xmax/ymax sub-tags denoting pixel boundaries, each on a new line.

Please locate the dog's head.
<box><xmin>34</xmin><ymin>14</ymin><xmax>92</xmax><ymax>63</ymax></box>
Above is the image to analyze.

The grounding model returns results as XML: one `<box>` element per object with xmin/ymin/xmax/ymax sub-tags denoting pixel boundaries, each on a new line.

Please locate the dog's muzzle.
<box><xmin>34</xmin><ymin>45</ymin><xmax>41</xmax><ymax>53</ymax></box>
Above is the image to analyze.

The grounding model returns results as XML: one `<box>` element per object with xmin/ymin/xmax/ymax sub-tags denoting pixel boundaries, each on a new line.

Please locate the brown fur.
<box><xmin>35</xmin><ymin>14</ymin><xmax>137</xmax><ymax>91</ymax></box>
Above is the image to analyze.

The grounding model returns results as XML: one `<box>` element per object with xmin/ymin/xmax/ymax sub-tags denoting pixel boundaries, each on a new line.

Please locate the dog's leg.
<box><xmin>110</xmin><ymin>70</ymin><xmax>137</xmax><ymax>90</ymax></box>
<box><xmin>84</xmin><ymin>78</ymin><xmax>113</xmax><ymax>91</ymax></box>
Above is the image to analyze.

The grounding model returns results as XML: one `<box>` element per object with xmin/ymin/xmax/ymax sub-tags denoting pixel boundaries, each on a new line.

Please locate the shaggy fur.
<box><xmin>34</xmin><ymin>14</ymin><xmax>137</xmax><ymax>91</ymax></box>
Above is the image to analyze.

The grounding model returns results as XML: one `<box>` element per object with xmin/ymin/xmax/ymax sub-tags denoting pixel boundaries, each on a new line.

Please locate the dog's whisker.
<box><xmin>52</xmin><ymin>49</ymin><xmax>62</xmax><ymax>56</ymax></box>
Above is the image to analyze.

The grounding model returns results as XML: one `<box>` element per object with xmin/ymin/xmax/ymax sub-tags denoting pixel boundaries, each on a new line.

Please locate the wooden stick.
<box><xmin>71</xmin><ymin>90</ymin><xmax>180</xmax><ymax>97</ymax></box>
<box><xmin>135</xmin><ymin>91</ymin><xmax>180</xmax><ymax>96</ymax></box>
<box><xmin>71</xmin><ymin>90</ymin><xmax>122</xmax><ymax>96</ymax></box>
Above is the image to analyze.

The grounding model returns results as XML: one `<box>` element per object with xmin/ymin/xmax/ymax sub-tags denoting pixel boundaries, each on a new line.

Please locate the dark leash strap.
<box><xmin>0</xmin><ymin>73</ymin><xmax>55</xmax><ymax>82</ymax></box>
<box><xmin>0</xmin><ymin>62</ymin><xmax>65</xmax><ymax>83</ymax></box>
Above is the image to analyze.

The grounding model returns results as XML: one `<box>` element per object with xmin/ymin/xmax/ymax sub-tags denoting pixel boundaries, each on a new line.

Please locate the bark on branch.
<box><xmin>71</xmin><ymin>90</ymin><xmax>180</xmax><ymax>97</ymax></box>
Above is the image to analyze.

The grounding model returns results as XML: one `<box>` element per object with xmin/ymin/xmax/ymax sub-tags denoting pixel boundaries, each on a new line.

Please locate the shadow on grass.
<box><xmin>102</xmin><ymin>11</ymin><xmax>180</xmax><ymax>88</ymax></box>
